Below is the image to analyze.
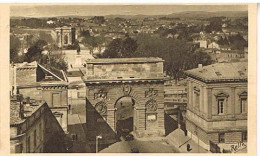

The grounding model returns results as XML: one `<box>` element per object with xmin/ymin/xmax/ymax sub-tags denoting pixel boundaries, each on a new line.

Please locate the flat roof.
<box><xmin>86</xmin><ymin>57</ymin><xmax>164</xmax><ymax>64</ymax></box>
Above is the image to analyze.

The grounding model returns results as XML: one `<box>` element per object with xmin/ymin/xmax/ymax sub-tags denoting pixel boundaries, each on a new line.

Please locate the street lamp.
<box><xmin>96</xmin><ymin>135</ymin><xmax>102</xmax><ymax>153</ymax></box>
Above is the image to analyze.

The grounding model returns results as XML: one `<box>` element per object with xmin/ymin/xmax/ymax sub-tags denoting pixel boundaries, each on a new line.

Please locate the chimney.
<box><xmin>198</xmin><ymin>64</ymin><xmax>203</xmax><ymax>68</ymax></box>
<box><xmin>17</xmin><ymin>94</ymin><xmax>25</xmax><ymax>119</ymax></box>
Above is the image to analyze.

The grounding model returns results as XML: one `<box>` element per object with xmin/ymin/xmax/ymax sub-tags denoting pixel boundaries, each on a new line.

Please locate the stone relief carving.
<box><xmin>95</xmin><ymin>101</ymin><xmax>107</xmax><ymax>115</ymax></box>
<box><xmin>123</xmin><ymin>85</ymin><xmax>132</xmax><ymax>95</ymax></box>
<box><xmin>145</xmin><ymin>88</ymin><xmax>158</xmax><ymax>98</ymax></box>
<box><xmin>146</xmin><ymin>99</ymin><xmax>158</xmax><ymax>111</ymax></box>
<box><xmin>94</xmin><ymin>90</ymin><xmax>107</xmax><ymax>100</ymax></box>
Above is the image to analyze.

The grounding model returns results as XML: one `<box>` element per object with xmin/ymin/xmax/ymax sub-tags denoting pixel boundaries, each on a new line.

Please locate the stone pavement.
<box><xmin>166</xmin><ymin>128</ymin><xmax>209</xmax><ymax>153</ymax></box>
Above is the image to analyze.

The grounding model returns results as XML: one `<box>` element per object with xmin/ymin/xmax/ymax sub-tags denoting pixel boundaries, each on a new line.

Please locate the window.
<box><xmin>218</xmin><ymin>99</ymin><xmax>225</xmax><ymax>115</ymax></box>
<box><xmin>219</xmin><ymin>133</ymin><xmax>225</xmax><ymax>143</ymax></box>
<box><xmin>242</xmin><ymin>132</ymin><xmax>247</xmax><ymax>142</ymax></box>
<box><xmin>52</xmin><ymin>93</ymin><xmax>61</xmax><ymax>107</ymax></box>
<box><xmin>240</xmin><ymin>98</ymin><xmax>247</xmax><ymax>113</ymax></box>
<box><xmin>34</xmin><ymin>130</ymin><xmax>37</xmax><ymax>148</ymax></box>
<box><xmin>64</xmin><ymin>35</ymin><xmax>68</xmax><ymax>44</ymax></box>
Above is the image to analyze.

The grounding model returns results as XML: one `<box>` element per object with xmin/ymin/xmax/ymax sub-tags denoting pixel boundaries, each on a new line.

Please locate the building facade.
<box><xmin>10</xmin><ymin>95</ymin><xmax>66</xmax><ymax>153</ymax></box>
<box><xmin>10</xmin><ymin>61</ymin><xmax>69</xmax><ymax>132</ymax></box>
<box><xmin>84</xmin><ymin>58</ymin><xmax>166</xmax><ymax>145</ymax></box>
<box><xmin>184</xmin><ymin>62</ymin><xmax>247</xmax><ymax>152</ymax></box>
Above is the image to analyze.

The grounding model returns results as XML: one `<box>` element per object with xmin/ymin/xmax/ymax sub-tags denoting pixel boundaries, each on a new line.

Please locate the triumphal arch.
<box><xmin>84</xmin><ymin>57</ymin><xmax>165</xmax><ymax>144</ymax></box>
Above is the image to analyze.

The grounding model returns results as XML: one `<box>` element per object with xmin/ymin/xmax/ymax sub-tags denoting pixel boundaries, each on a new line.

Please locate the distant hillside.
<box><xmin>11</xmin><ymin>11</ymin><xmax>248</xmax><ymax>19</ymax></box>
<box><xmin>167</xmin><ymin>11</ymin><xmax>248</xmax><ymax>18</ymax></box>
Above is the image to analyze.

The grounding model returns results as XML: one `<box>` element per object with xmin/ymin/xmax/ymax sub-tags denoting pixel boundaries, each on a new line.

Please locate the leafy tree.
<box><xmin>101</xmin><ymin>37</ymin><xmax>138</xmax><ymax>58</ymax></box>
<box><xmin>10</xmin><ymin>35</ymin><xmax>21</xmax><ymax>63</ymax></box>
<box><xmin>121</xmin><ymin>37</ymin><xmax>138</xmax><ymax>57</ymax></box>
<box><xmin>205</xmin><ymin>17</ymin><xmax>223</xmax><ymax>33</ymax></box>
<box><xmin>90</xmin><ymin>16</ymin><xmax>105</xmax><ymax>24</ymax></box>
<box><xmin>82</xmin><ymin>36</ymin><xmax>98</xmax><ymax>54</ymax></box>
<box><xmin>100</xmin><ymin>33</ymin><xmax>212</xmax><ymax>82</ymax></box>
<box><xmin>135</xmin><ymin>34</ymin><xmax>212</xmax><ymax>82</ymax></box>
<box><xmin>217</xmin><ymin>36</ymin><xmax>229</xmax><ymax>46</ymax></box>
<box><xmin>228</xmin><ymin>34</ymin><xmax>247</xmax><ymax>50</ymax></box>
<box><xmin>101</xmin><ymin>38</ymin><xmax>122</xmax><ymax>58</ymax></box>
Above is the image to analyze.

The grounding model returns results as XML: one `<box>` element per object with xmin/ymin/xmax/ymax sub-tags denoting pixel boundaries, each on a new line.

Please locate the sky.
<box><xmin>10</xmin><ymin>5</ymin><xmax>248</xmax><ymax>17</ymax></box>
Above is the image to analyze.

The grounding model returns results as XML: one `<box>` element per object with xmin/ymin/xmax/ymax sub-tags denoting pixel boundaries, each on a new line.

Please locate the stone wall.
<box><xmin>41</xmin><ymin>86</ymin><xmax>68</xmax><ymax>107</ymax></box>
<box><xmin>16</xmin><ymin>68</ymin><xmax>37</xmax><ymax>86</ymax></box>
<box><xmin>18</xmin><ymin>87</ymin><xmax>42</xmax><ymax>100</ymax></box>
<box><xmin>85</xmin><ymin>60</ymin><xmax>164</xmax><ymax>80</ymax></box>
<box><xmin>10</xmin><ymin>103</ymin><xmax>65</xmax><ymax>153</ymax></box>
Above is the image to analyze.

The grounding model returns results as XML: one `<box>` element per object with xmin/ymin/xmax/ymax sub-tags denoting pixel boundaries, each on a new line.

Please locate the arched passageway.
<box><xmin>115</xmin><ymin>96</ymin><xmax>135</xmax><ymax>136</ymax></box>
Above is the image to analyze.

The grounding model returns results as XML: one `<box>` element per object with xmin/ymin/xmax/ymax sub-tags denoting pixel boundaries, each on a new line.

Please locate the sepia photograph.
<box><xmin>6</xmin><ymin>3</ymin><xmax>256</xmax><ymax>154</ymax></box>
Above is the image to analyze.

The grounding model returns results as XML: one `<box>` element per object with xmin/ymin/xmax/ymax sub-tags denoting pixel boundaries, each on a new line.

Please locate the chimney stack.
<box><xmin>17</xmin><ymin>94</ymin><xmax>25</xmax><ymax>119</ymax></box>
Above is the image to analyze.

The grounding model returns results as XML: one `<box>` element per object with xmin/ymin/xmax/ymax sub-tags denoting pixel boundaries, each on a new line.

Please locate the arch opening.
<box><xmin>114</xmin><ymin>96</ymin><xmax>135</xmax><ymax>137</ymax></box>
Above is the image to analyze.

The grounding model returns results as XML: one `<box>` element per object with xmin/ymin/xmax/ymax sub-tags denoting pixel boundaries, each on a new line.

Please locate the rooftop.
<box><xmin>66</xmin><ymin>69</ymin><xmax>84</xmax><ymax>77</ymax></box>
<box><xmin>10</xmin><ymin>95</ymin><xmax>44</xmax><ymax>126</ymax></box>
<box><xmin>13</xmin><ymin>61</ymin><xmax>67</xmax><ymax>82</ymax></box>
<box><xmin>184</xmin><ymin>61</ymin><xmax>248</xmax><ymax>83</ymax></box>
<box><xmin>86</xmin><ymin>57</ymin><xmax>164</xmax><ymax>64</ymax></box>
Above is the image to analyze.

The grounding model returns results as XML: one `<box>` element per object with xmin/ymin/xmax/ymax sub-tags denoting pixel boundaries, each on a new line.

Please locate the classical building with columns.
<box><xmin>83</xmin><ymin>58</ymin><xmax>166</xmax><ymax>145</ymax></box>
<box><xmin>184</xmin><ymin>62</ymin><xmax>247</xmax><ymax>152</ymax></box>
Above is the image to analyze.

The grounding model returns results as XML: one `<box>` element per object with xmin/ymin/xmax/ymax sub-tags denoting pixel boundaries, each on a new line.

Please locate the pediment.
<box><xmin>214</xmin><ymin>92</ymin><xmax>229</xmax><ymax>98</ymax></box>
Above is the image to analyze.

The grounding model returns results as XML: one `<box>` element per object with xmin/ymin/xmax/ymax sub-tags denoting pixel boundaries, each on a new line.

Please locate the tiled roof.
<box><xmin>184</xmin><ymin>61</ymin><xmax>248</xmax><ymax>83</ymax></box>
<box><xmin>10</xmin><ymin>97</ymin><xmax>44</xmax><ymax>126</ymax></box>
<box><xmin>86</xmin><ymin>57</ymin><xmax>164</xmax><ymax>64</ymax></box>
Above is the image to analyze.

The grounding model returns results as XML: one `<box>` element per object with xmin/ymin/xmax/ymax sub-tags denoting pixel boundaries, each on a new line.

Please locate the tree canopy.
<box><xmin>99</xmin><ymin>34</ymin><xmax>213</xmax><ymax>81</ymax></box>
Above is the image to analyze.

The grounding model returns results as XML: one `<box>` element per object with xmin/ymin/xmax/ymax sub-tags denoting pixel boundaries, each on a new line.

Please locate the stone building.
<box><xmin>84</xmin><ymin>58</ymin><xmax>166</xmax><ymax>146</ymax></box>
<box><xmin>10</xmin><ymin>61</ymin><xmax>69</xmax><ymax>132</ymax></box>
<box><xmin>184</xmin><ymin>62</ymin><xmax>247</xmax><ymax>152</ymax></box>
<box><xmin>10</xmin><ymin>95</ymin><xmax>66</xmax><ymax>153</ymax></box>
<box><xmin>55</xmin><ymin>26</ymin><xmax>76</xmax><ymax>48</ymax></box>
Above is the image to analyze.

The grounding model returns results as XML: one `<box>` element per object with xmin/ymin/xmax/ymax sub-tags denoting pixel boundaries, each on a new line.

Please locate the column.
<box><xmin>189</xmin><ymin>81</ymin><xmax>194</xmax><ymax>108</ymax></box>
<box><xmin>207</xmin><ymin>87</ymin><xmax>212</xmax><ymax>119</ymax></box>
<box><xmin>107</xmin><ymin>109</ymin><xmax>116</xmax><ymax>131</ymax></box>
<box><xmin>231</xmin><ymin>87</ymin><xmax>236</xmax><ymax>117</ymax></box>
<box><xmin>199</xmin><ymin>85</ymin><xmax>204</xmax><ymax>113</ymax></box>
<box><xmin>136</xmin><ymin>108</ymin><xmax>146</xmax><ymax>131</ymax></box>
<box><xmin>203</xmin><ymin>86</ymin><xmax>208</xmax><ymax>114</ymax></box>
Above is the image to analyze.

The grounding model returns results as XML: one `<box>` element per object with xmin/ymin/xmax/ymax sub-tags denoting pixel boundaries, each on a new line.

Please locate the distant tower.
<box><xmin>55</xmin><ymin>26</ymin><xmax>76</xmax><ymax>48</ymax></box>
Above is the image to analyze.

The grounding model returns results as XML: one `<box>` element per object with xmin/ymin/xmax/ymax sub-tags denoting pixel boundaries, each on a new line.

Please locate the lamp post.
<box><xmin>96</xmin><ymin>135</ymin><xmax>102</xmax><ymax>153</ymax></box>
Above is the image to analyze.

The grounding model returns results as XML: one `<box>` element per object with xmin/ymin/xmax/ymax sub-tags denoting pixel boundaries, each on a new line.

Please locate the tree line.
<box><xmin>98</xmin><ymin>33</ymin><xmax>213</xmax><ymax>82</ymax></box>
<box><xmin>10</xmin><ymin>35</ymin><xmax>68</xmax><ymax>71</ymax></box>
